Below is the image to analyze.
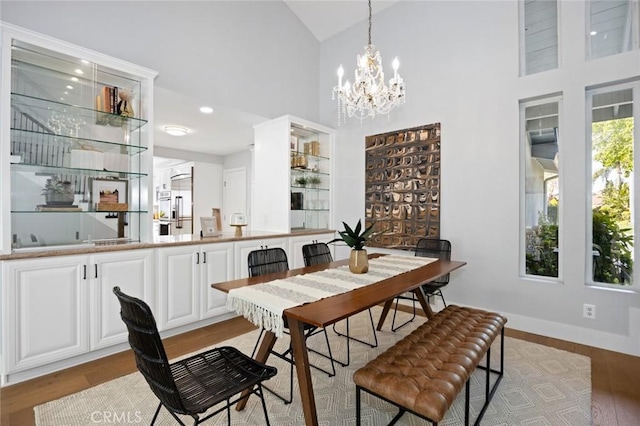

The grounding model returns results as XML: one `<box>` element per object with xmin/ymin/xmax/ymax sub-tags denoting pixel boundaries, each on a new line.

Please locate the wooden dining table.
<box><xmin>212</xmin><ymin>254</ymin><xmax>466</xmax><ymax>426</ymax></box>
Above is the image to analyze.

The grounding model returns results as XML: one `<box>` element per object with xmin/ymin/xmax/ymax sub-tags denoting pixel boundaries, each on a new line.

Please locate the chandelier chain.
<box><xmin>368</xmin><ymin>0</ymin><xmax>372</xmax><ymax>45</ymax></box>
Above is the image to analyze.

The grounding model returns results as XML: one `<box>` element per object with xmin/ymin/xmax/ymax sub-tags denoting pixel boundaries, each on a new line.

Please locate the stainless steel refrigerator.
<box><xmin>170</xmin><ymin>172</ymin><xmax>193</xmax><ymax>236</ymax></box>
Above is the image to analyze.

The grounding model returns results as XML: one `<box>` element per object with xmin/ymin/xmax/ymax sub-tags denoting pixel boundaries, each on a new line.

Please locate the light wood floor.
<box><xmin>1</xmin><ymin>309</ymin><xmax>639</xmax><ymax>425</ymax></box>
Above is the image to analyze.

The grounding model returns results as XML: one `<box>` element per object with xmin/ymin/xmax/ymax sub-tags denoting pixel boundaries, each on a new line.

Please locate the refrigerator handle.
<box><xmin>176</xmin><ymin>196</ymin><xmax>183</xmax><ymax>228</ymax></box>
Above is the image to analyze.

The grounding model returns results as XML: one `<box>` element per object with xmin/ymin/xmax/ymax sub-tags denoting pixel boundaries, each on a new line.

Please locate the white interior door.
<box><xmin>222</xmin><ymin>167</ymin><xmax>247</xmax><ymax>233</ymax></box>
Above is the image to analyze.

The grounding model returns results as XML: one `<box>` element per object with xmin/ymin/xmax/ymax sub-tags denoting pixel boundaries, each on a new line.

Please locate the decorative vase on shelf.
<box><xmin>42</xmin><ymin>177</ymin><xmax>75</xmax><ymax>206</ymax></box>
<box><xmin>349</xmin><ymin>249</ymin><xmax>369</xmax><ymax>274</ymax></box>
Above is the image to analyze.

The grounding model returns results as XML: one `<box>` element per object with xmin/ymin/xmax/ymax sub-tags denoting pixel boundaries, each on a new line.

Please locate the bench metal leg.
<box><xmin>356</xmin><ymin>385</ymin><xmax>362</xmax><ymax>426</ymax></box>
<box><xmin>465</xmin><ymin>379</ymin><xmax>470</xmax><ymax>426</ymax></box>
<box><xmin>474</xmin><ymin>327</ymin><xmax>505</xmax><ymax>426</ymax></box>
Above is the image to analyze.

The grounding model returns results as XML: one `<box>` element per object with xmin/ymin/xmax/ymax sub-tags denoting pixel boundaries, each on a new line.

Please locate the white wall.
<box><xmin>320</xmin><ymin>1</ymin><xmax>640</xmax><ymax>356</ymax></box>
<box><xmin>0</xmin><ymin>1</ymin><xmax>321</xmax><ymax>121</ymax></box>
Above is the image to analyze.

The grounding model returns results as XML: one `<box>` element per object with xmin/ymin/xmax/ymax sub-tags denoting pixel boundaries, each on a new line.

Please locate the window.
<box><xmin>521</xmin><ymin>97</ymin><xmax>562</xmax><ymax>279</ymax></box>
<box><xmin>587</xmin><ymin>0</ymin><xmax>640</xmax><ymax>60</ymax></box>
<box><xmin>587</xmin><ymin>82</ymin><xmax>638</xmax><ymax>287</ymax></box>
<box><xmin>520</xmin><ymin>0</ymin><xmax>559</xmax><ymax>75</ymax></box>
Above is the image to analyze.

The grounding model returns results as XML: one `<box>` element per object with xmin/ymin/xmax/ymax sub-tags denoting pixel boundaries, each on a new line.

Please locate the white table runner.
<box><xmin>226</xmin><ymin>255</ymin><xmax>437</xmax><ymax>337</ymax></box>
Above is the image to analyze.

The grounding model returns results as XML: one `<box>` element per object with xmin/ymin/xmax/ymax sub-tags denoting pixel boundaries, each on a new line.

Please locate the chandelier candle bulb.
<box><xmin>338</xmin><ymin>65</ymin><xmax>344</xmax><ymax>88</ymax></box>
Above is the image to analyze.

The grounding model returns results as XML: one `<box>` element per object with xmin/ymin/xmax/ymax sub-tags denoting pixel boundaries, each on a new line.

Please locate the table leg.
<box><xmin>376</xmin><ymin>299</ymin><xmax>394</xmax><ymax>331</ymax></box>
<box><xmin>412</xmin><ymin>287</ymin><xmax>434</xmax><ymax>319</ymax></box>
<box><xmin>288</xmin><ymin>317</ymin><xmax>318</xmax><ymax>426</ymax></box>
<box><xmin>236</xmin><ymin>330</ymin><xmax>277</xmax><ymax>411</ymax></box>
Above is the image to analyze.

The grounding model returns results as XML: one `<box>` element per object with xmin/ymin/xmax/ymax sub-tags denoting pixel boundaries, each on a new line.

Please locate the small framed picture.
<box><xmin>290</xmin><ymin>135</ymin><xmax>299</xmax><ymax>152</ymax></box>
<box><xmin>201</xmin><ymin>216</ymin><xmax>221</xmax><ymax>237</ymax></box>
<box><xmin>90</xmin><ymin>178</ymin><xmax>128</xmax><ymax>211</ymax></box>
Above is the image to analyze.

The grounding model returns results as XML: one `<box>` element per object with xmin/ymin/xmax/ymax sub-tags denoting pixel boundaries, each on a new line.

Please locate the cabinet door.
<box><xmin>234</xmin><ymin>237</ymin><xmax>289</xmax><ymax>278</ymax></box>
<box><xmin>288</xmin><ymin>233</ymin><xmax>336</xmax><ymax>269</ymax></box>
<box><xmin>200</xmin><ymin>243</ymin><xmax>234</xmax><ymax>318</ymax></box>
<box><xmin>89</xmin><ymin>250</ymin><xmax>154</xmax><ymax>350</ymax></box>
<box><xmin>2</xmin><ymin>256</ymin><xmax>88</xmax><ymax>373</ymax></box>
<box><xmin>156</xmin><ymin>245</ymin><xmax>199</xmax><ymax>331</ymax></box>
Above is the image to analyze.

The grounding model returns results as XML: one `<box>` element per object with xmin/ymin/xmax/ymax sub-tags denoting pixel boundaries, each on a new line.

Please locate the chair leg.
<box><xmin>150</xmin><ymin>402</ymin><xmax>163</xmax><ymax>425</ymax></box>
<box><xmin>257</xmin><ymin>384</ymin><xmax>272</xmax><ymax>426</ymax></box>
<box><xmin>332</xmin><ymin>309</ymin><xmax>378</xmax><ymax>351</ymax></box>
<box><xmin>306</xmin><ymin>328</ymin><xmax>339</xmax><ymax>374</ymax></box>
<box><xmin>391</xmin><ymin>295</ymin><xmax>416</xmax><ymax>332</ymax></box>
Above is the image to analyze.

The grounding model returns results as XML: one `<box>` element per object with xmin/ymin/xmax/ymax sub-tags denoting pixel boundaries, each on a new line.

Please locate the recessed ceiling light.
<box><xmin>590</xmin><ymin>30</ymin><xmax>598</xmax><ymax>36</ymax></box>
<box><xmin>74</xmin><ymin>69</ymin><xmax>84</xmax><ymax>75</ymax></box>
<box><xmin>71</xmin><ymin>77</ymin><xmax>79</xmax><ymax>82</ymax></box>
<box><xmin>163</xmin><ymin>126</ymin><xmax>189</xmax><ymax>136</ymax></box>
<box><xmin>66</xmin><ymin>85</ymin><xmax>73</xmax><ymax>90</ymax></box>
<box><xmin>81</xmin><ymin>59</ymin><xmax>90</xmax><ymax>64</ymax></box>
<box><xmin>199</xmin><ymin>106</ymin><xmax>214</xmax><ymax>114</ymax></box>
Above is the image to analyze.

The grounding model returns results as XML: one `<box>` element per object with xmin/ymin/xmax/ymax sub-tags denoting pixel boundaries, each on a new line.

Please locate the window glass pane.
<box><xmin>589</xmin><ymin>87</ymin><xmax>634</xmax><ymax>285</ymax></box>
<box><xmin>523</xmin><ymin>100</ymin><xmax>560</xmax><ymax>278</ymax></box>
<box><xmin>589</xmin><ymin>0</ymin><xmax>638</xmax><ymax>60</ymax></box>
<box><xmin>522</xmin><ymin>0</ymin><xmax>559</xmax><ymax>75</ymax></box>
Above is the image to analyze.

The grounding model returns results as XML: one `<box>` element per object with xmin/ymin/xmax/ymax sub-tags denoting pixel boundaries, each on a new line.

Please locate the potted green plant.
<box><xmin>42</xmin><ymin>176</ymin><xmax>74</xmax><ymax>205</ymax></box>
<box><xmin>308</xmin><ymin>176</ymin><xmax>322</xmax><ymax>188</ymax></box>
<box><xmin>295</xmin><ymin>176</ymin><xmax>308</xmax><ymax>187</ymax></box>
<box><xmin>329</xmin><ymin>219</ymin><xmax>375</xmax><ymax>273</ymax></box>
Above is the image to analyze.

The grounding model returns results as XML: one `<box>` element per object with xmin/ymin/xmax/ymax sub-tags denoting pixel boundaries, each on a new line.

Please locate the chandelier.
<box><xmin>332</xmin><ymin>0</ymin><xmax>405</xmax><ymax>125</ymax></box>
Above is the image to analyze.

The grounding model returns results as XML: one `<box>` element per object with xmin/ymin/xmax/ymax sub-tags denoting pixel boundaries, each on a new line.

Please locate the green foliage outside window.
<box><xmin>591</xmin><ymin>117</ymin><xmax>634</xmax><ymax>285</ymax></box>
<box><xmin>592</xmin><ymin>208</ymin><xmax>633</xmax><ymax>285</ymax></box>
<box><xmin>525</xmin><ymin>213</ymin><xmax>558</xmax><ymax>277</ymax></box>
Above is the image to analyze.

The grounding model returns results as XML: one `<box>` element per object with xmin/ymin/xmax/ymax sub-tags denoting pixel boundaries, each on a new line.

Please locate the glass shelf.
<box><xmin>290</xmin><ymin>185</ymin><xmax>329</xmax><ymax>191</ymax></box>
<box><xmin>290</xmin><ymin>168</ymin><xmax>330</xmax><ymax>176</ymax></box>
<box><xmin>11</xmin><ymin>163</ymin><xmax>147</xmax><ymax>177</ymax></box>
<box><xmin>290</xmin><ymin>151</ymin><xmax>330</xmax><ymax>161</ymax></box>
<box><xmin>12</xmin><ymin>210</ymin><xmax>148</xmax><ymax>214</ymax></box>
<box><xmin>10</xmin><ymin>128</ymin><xmax>147</xmax><ymax>156</ymax></box>
<box><xmin>11</xmin><ymin>93</ymin><xmax>148</xmax><ymax>133</ymax></box>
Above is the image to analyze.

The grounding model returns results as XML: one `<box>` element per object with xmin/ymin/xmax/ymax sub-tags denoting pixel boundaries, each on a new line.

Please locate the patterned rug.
<box><xmin>34</xmin><ymin>307</ymin><xmax>591</xmax><ymax>425</ymax></box>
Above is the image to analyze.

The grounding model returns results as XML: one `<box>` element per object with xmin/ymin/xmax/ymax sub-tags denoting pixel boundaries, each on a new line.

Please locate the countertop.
<box><xmin>0</xmin><ymin>229</ymin><xmax>335</xmax><ymax>261</ymax></box>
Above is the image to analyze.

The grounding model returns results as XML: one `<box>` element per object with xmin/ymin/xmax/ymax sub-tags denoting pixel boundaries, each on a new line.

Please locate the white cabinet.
<box><xmin>288</xmin><ymin>232</ymin><xmax>336</xmax><ymax>269</ymax></box>
<box><xmin>156</xmin><ymin>245</ymin><xmax>200</xmax><ymax>330</ymax></box>
<box><xmin>89</xmin><ymin>250</ymin><xmax>154</xmax><ymax>350</ymax></box>
<box><xmin>200</xmin><ymin>242</ymin><xmax>234</xmax><ymax>319</ymax></box>
<box><xmin>1</xmin><ymin>249</ymin><xmax>153</xmax><ymax>376</ymax></box>
<box><xmin>156</xmin><ymin>242</ymin><xmax>234</xmax><ymax>330</ymax></box>
<box><xmin>234</xmin><ymin>237</ymin><xmax>288</xmax><ymax>278</ymax></box>
<box><xmin>2</xmin><ymin>256</ymin><xmax>88</xmax><ymax>374</ymax></box>
<box><xmin>253</xmin><ymin>115</ymin><xmax>334</xmax><ymax>233</ymax></box>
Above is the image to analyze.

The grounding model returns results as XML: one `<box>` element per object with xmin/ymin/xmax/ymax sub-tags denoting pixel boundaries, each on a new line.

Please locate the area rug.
<box><xmin>35</xmin><ymin>307</ymin><xmax>591</xmax><ymax>425</ymax></box>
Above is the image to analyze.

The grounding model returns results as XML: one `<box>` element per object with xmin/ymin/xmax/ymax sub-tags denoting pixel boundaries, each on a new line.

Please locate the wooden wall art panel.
<box><xmin>365</xmin><ymin>123</ymin><xmax>441</xmax><ymax>250</ymax></box>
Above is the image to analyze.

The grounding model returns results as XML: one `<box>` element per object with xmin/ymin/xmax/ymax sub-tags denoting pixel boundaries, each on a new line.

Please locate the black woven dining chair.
<box><xmin>113</xmin><ymin>286</ymin><xmax>277</xmax><ymax>426</ymax></box>
<box><xmin>302</xmin><ymin>242</ymin><xmax>378</xmax><ymax>366</ymax></box>
<box><xmin>391</xmin><ymin>238</ymin><xmax>452</xmax><ymax>331</ymax></box>
<box><xmin>247</xmin><ymin>247</ymin><xmax>337</xmax><ymax>404</ymax></box>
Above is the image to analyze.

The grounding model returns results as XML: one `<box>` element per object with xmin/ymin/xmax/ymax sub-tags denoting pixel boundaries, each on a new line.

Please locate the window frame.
<box><xmin>519</xmin><ymin>0</ymin><xmax>561</xmax><ymax>76</ymax></box>
<box><xmin>585</xmin><ymin>80</ymin><xmax>639</xmax><ymax>290</ymax></box>
<box><xmin>519</xmin><ymin>94</ymin><xmax>564</xmax><ymax>282</ymax></box>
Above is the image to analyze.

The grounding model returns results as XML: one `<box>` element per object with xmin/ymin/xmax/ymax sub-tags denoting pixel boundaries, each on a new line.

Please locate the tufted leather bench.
<box><xmin>353</xmin><ymin>305</ymin><xmax>507</xmax><ymax>426</ymax></box>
